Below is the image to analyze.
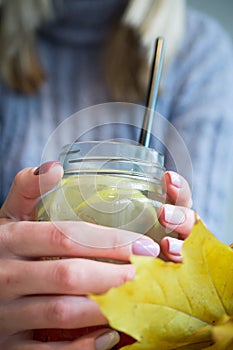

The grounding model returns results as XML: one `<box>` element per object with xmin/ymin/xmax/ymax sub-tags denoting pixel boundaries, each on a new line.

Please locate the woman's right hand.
<box><xmin>0</xmin><ymin>162</ymin><xmax>161</xmax><ymax>350</ymax></box>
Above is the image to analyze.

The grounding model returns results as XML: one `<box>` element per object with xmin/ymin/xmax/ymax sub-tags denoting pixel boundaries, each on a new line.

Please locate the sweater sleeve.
<box><xmin>164</xmin><ymin>9</ymin><xmax>233</xmax><ymax>241</ymax></box>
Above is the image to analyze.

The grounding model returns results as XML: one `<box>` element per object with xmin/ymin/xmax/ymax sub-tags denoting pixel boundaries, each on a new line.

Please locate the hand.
<box><xmin>0</xmin><ymin>163</ymin><xmax>195</xmax><ymax>348</ymax></box>
<box><xmin>0</xmin><ymin>162</ymin><xmax>160</xmax><ymax>349</ymax></box>
<box><xmin>158</xmin><ymin>171</ymin><xmax>197</xmax><ymax>262</ymax></box>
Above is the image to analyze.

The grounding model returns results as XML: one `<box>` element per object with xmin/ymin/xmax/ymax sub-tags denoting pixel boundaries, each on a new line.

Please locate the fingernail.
<box><xmin>132</xmin><ymin>239</ymin><xmax>160</xmax><ymax>257</ymax></box>
<box><xmin>34</xmin><ymin>161</ymin><xmax>61</xmax><ymax>175</ymax></box>
<box><xmin>167</xmin><ymin>171</ymin><xmax>182</xmax><ymax>188</ymax></box>
<box><xmin>164</xmin><ymin>204</ymin><xmax>185</xmax><ymax>225</ymax></box>
<box><xmin>165</xmin><ymin>236</ymin><xmax>183</xmax><ymax>255</ymax></box>
<box><xmin>95</xmin><ymin>330</ymin><xmax>120</xmax><ymax>350</ymax></box>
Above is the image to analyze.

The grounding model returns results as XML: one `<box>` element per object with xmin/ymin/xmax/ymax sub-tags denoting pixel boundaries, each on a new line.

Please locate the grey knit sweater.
<box><xmin>1</xmin><ymin>1</ymin><xmax>233</xmax><ymax>242</ymax></box>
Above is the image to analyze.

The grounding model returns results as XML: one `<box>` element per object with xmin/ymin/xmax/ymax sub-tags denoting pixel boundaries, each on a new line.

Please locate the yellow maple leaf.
<box><xmin>91</xmin><ymin>220</ymin><xmax>233</xmax><ymax>349</ymax></box>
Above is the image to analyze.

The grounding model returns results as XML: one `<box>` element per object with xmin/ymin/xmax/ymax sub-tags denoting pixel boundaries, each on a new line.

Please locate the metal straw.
<box><xmin>139</xmin><ymin>37</ymin><xmax>165</xmax><ymax>147</ymax></box>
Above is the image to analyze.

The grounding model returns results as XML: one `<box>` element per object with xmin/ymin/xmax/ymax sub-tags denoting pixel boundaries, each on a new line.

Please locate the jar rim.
<box><xmin>59</xmin><ymin>141</ymin><xmax>164</xmax><ymax>167</ymax></box>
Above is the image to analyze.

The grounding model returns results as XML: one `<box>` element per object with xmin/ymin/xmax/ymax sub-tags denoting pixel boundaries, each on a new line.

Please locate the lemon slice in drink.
<box><xmin>75</xmin><ymin>185</ymin><xmax>159</xmax><ymax>235</ymax></box>
<box><xmin>38</xmin><ymin>175</ymin><xmax>160</xmax><ymax>236</ymax></box>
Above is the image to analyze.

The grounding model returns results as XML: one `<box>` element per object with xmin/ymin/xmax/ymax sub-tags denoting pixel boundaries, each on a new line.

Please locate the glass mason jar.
<box><xmin>38</xmin><ymin>141</ymin><xmax>165</xmax><ymax>243</ymax></box>
<box><xmin>35</xmin><ymin>141</ymin><xmax>165</xmax><ymax>344</ymax></box>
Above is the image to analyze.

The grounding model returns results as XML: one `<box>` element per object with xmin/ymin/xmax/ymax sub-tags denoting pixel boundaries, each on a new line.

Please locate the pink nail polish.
<box><xmin>168</xmin><ymin>171</ymin><xmax>182</xmax><ymax>188</ymax></box>
<box><xmin>132</xmin><ymin>239</ymin><xmax>160</xmax><ymax>257</ymax></box>
<box><xmin>166</xmin><ymin>237</ymin><xmax>183</xmax><ymax>255</ymax></box>
<box><xmin>34</xmin><ymin>161</ymin><xmax>61</xmax><ymax>175</ymax></box>
<box><xmin>164</xmin><ymin>204</ymin><xmax>185</xmax><ymax>225</ymax></box>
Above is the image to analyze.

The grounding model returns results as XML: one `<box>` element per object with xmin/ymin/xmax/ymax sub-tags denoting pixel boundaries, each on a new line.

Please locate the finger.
<box><xmin>158</xmin><ymin>204</ymin><xmax>196</xmax><ymax>239</ymax></box>
<box><xmin>5</xmin><ymin>329</ymin><xmax>120</xmax><ymax>350</ymax></box>
<box><xmin>1</xmin><ymin>221</ymin><xmax>160</xmax><ymax>259</ymax></box>
<box><xmin>76</xmin><ymin>329</ymin><xmax>120</xmax><ymax>350</ymax></box>
<box><xmin>160</xmin><ymin>237</ymin><xmax>183</xmax><ymax>263</ymax></box>
<box><xmin>1</xmin><ymin>296</ymin><xmax>106</xmax><ymax>336</ymax></box>
<box><xmin>1</xmin><ymin>258</ymin><xmax>135</xmax><ymax>298</ymax></box>
<box><xmin>0</xmin><ymin>162</ymin><xmax>63</xmax><ymax>221</ymax></box>
<box><xmin>162</xmin><ymin>171</ymin><xmax>192</xmax><ymax>207</ymax></box>
<box><xmin>159</xmin><ymin>205</ymin><xmax>198</xmax><ymax>262</ymax></box>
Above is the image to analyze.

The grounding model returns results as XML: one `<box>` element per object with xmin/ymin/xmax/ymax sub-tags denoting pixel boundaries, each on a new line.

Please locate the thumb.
<box><xmin>0</xmin><ymin>161</ymin><xmax>63</xmax><ymax>220</ymax></box>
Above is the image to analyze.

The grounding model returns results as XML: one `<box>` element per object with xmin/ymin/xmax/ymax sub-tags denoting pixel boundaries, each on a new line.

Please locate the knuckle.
<box><xmin>46</xmin><ymin>298</ymin><xmax>69</xmax><ymax>326</ymax></box>
<box><xmin>49</xmin><ymin>225</ymin><xmax>73</xmax><ymax>252</ymax></box>
<box><xmin>53</xmin><ymin>262</ymin><xmax>76</xmax><ymax>291</ymax></box>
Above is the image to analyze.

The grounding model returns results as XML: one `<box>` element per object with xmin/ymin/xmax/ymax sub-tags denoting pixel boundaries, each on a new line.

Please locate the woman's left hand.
<box><xmin>158</xmin><ymin>171</ymin><xmax>197</xmax><ymax>262</ymax></box>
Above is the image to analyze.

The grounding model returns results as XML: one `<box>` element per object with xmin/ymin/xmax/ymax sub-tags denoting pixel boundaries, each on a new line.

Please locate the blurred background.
<box><xmin>188</xmin><ymin>0</ymin><xmax>233</xmax><ymax>243</ymax></box>
<box><xmin>188</xmin><ymin>0</ymin><xmax>233</xmax><ymax>39</ymax></box>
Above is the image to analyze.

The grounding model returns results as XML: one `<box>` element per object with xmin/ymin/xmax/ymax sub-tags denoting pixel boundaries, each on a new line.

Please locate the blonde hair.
<box><xmin>123</xmin><ymin>0</ymin><xmax>185</xmax><ymax>67</ymax></box>
<box><xmin>0</xmin><ymin>0</ymin><xmax>185</xmax><ymax>99</ymax></box>
<box><xmin>109</xmin><ymin>0</ymin><xmax>186</xmax><ymax>101</ymax></box>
